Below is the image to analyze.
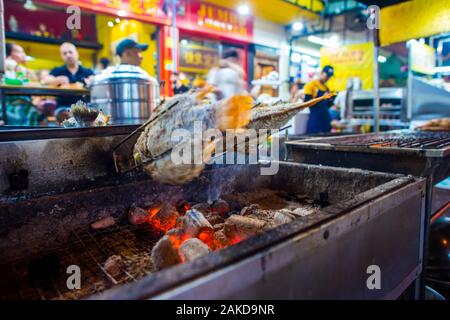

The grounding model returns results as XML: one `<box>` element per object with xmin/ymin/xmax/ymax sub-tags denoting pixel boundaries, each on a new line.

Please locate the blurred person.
<box><xmin>33</xmin><ymin>69</ymin><xmax>57</xmax><ymax>118</ymax></box>
<box><xmin>43</xmin><ymin>43</ymin><xmax>94</xmax><ymax>108</ymax></box>
<box><xmin>4</xmin><ymin>43</ymin><xmax>40</xmax><ymax>125</ymax></box>
<box><xmin>116</xmin><ymin>39</ymin><xmax>148</xmax><ymax>67</ymax></box>
<box><xmin>303</xmin><ymin>65</ymin><xmax>335</xmax><ymax>134</ymax></box>
<box><xmin>290</xmin><ymin>80</ymin><xmax>304</xmax><ymax>103</ymax></box>
<box><xmin>38</xmin><ymin>69</ymin><xmax>50</xmax><ymax>83</ymax></box>
<box><xmin>5</xmin><ymin>43</ymin><xmax>37</xmax><ymax>81</ymax></box>
<box><xmin>171</xmin><ymin>72</ymin><xmax>190</xmax><ymax>95</ymax></box>
<box><xmin>94</xmin><ymin>57</ymin><xmax>110</xmax><ymax>74</ymax></box>
<box><xmin>207</xmin><ymin>50</ymin><xmax>245</xmax><ymax>100</ymax></box>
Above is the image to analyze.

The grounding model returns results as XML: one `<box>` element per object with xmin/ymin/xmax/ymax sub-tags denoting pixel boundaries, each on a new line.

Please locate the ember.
<box><xmin>142</xmin><ymin>195</ymin><xmax>320</xmax><ymax>272</ymax></box>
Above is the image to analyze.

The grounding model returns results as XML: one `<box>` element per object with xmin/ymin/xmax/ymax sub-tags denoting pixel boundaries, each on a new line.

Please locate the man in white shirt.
<box><xmin>207</xmin><ymin>50</ymin><xmax>245</xmax><ymax>100</ymax></box>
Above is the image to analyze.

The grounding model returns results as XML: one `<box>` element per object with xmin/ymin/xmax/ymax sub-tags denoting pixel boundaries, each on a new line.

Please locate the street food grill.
<box><xmin>0</xmin><ymin>135</ymin><xmax>425</xmax><ymax>299</ymax></box>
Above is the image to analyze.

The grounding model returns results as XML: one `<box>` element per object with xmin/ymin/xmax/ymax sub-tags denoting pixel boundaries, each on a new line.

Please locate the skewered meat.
<box><xmin>103</xmin><ymin>255</ymin><xmax>125</xmax><ymax>277</ymax></box>
<box><xmin>90</xmin><ymin>216</ymin><xmax>115</xmax><ymax>230</ymax></box>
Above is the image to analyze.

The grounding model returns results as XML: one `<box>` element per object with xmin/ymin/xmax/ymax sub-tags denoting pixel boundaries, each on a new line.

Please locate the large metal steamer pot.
<box><xmin>90</xmin><ymin>65</ymin><xmax>159</xmax><ymax>124</ymax></box>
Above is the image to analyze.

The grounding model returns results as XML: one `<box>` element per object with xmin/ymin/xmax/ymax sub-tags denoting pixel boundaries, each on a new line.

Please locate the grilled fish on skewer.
<box><xmin>246</xmin><ymin>93</ymin><xmax>336</xmax><ymax>130</ymax></box>
<box><xmin>133</xmin><ymin>90</ymin><xmax>252</xmax><ymax>184</ymax></box>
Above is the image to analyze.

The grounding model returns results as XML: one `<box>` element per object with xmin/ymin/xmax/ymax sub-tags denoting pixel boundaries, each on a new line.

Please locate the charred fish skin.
<box><xmin>246</xmin><ymin>93</ymin><xmax>336</xmax><ymax>130</ymax></box>
<box><xmin>133</xmin><ymin>92</ymin><xmax>252</xmax><ymax>185</ymax></box>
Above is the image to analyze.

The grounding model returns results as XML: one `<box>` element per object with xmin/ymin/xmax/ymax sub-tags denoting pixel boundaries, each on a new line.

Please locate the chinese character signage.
<box><xmin>45</xmin><ymin>0</ymin><xmax>168</xmax><ymax>25</ymax></box>
<box><xmin>45</xmin><ymin>0</ymin><xmax>253</xmax><ymax>42</ymax></box>
<box><xmin>177</xmin><ymin>1</ymin><xmax>253</xmax><ymax>43</ymax></box>
<box><xmin>179</xmin><ymin>43</ymin><xmax>219</xmax><ymax>73</ymax></box>
<box><xmin>321</xmin><ymin>42</ymin><xmax>374</xmax><ymax>91</ymax></box>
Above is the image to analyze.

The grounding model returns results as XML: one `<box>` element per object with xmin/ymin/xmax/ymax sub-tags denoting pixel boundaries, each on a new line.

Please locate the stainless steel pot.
<box><xmin>90</xmin><ymin>64</ymin><xmax>159</xmax><ymax>124</ymax></box>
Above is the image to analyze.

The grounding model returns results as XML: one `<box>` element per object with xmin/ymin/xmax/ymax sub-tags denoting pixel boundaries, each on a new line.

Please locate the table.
<box><xmin>0</xmin><ymin>84</ymin><xmax>90</xmax><ymax>124</ymax></box>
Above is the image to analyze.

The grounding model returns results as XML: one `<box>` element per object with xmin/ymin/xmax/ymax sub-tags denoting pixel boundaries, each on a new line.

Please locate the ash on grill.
<box><xmin>0</xmin><ymin>188</ymin><xmax>319</xmax><ymax>300</ymax></box>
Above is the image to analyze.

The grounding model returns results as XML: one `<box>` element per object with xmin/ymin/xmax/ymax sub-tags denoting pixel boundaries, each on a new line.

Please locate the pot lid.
<box><xmin>92</xmin><ymin>64</ymin><xmax>157</xmax><ymax>84</ymax></box>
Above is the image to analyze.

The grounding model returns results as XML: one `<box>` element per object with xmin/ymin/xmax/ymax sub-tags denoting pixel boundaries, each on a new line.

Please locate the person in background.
<box><xmin>4</xmin><ymin>43</ymin><xmax>40</xmax><ymax>125</ymax></box>
<box><xmin>171</xmin><ymin>72</ymin><xmax>190</xmax><ymax>95</ymax></box>
<box><xmin>290</xmin><ymin>80</ymin><xmax>304</xmax><ymax>103</ymax></box>
<box><xmin>116</xmin><ymin>39</ymin><xmax>148</xmax><ymax>67</ymax></box>
<box><xmin>207</xmin><ymin>50</ymin><xmax>245</xmax><ymax>100</ymax></box>
<box><xmin>99</xmin><ymin>57</ymin><xmax>110</xmax><ymax>72</ymax></box>
<box><xmin>94</xmin><ymin>57</ymin><xmax>110</xmax><ymax>74</ymax></box>
<box><xmin>5</xmin><ymin>43</ymin><xmax>37</xmax><ymax>81</ymax></box>
<box><xmin>303</xmin><ymin>65</ymin><xmax>335</xmax><ymax>134</ymax></box>
<box><xmin>43</xmin><ymin>43</ymin><xmax>94</xmax><ymax>108</ymax></box>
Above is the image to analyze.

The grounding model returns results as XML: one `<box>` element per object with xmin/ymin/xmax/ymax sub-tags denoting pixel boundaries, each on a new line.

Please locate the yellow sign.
<box><xmin>320</xmin><ymin>42</ymin><xmax>374</xmax><ymax>91</ymax></box>
<box><xmin>410</xmin><ymin>41</ymin><xmax>436</xmax><ymax>75</ymax></box>
<box><xmin>380</xmin><ymin>0</ymin><xmax>450</xmax><ymax>46</ymax></box>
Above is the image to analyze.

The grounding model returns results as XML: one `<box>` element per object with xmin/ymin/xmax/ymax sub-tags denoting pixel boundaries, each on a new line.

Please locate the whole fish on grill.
<box><xmin>133</xmin><ymin>90</ymin><xmax>252</xmax><ymax>184</ymax></box>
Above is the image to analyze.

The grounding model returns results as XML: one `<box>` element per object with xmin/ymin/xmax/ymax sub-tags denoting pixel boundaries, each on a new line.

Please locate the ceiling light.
<box><xmin>24</xmin><ymin>0</ymin><xmax>37</xmax><ymax>11</ymax></box>
<box><xmin>290</xmin><ymin>52</ymin><xmax>302</xmax><ymax>63</ymax></box>
<box><xmin>434</xmin><ymin>66</ymin><xmax>450</xmax><ymax>73</ymax></box>
<box><xmin>181</xmin><ymin>39</ymin><xmax>188</xmax><ymax>46</ymax></box>
<box><xmin>117</xmin><ymin>10</ymin><xmax>127</xmax><ymax>17</ymax></box>
<box><xmin>292</xmin><ymin>22</ymin><xmax>303</xmax><ymax>31</ymax></box>
<box><xmin>107</xmin><ymin>21</ymin><xmax>114</xmax><ymax>28</ymax></box>
<box><xmin>377</xmin><ymin>55</ymin><xmax>387</xmax><ymax>63</ymax></box>
<box><xmin>308</xmin><ymin>35</ymin><xmax>340</xmax><ymax>48</ymax></box>
<box><xmin>237</xmin><ymin>5</ymin><xmax>250</xmax><ymax>15</ymax></box>
<box><xmin>115</xmin><ymin>18</ymin><xmax>121</xmax><ymax>24</ymax></box>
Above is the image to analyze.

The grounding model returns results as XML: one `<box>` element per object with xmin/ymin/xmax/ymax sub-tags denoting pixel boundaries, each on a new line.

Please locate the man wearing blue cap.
<box><xmin>303</xmin><ymin>65</ymin><xmax>335</xmax><ymax>134</ymax></box>
<box><xmin>116</xmin><ymin>39</ymin><xmax>149</xmax><ymax>67</ymax></box>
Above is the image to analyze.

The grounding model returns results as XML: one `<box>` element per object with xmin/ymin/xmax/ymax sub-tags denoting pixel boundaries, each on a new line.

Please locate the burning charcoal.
<box><xmin>178</xmin><ymin>238</ymin><xmax>211</xmax><ymax>263</ymax></box>
<box><xmin>103</xmin><ymin>255</ymin><xmax>124</xmax><ymax>277</ymax></box>
<box><xmin>205</xmin><ymin>214</ymin><xmax>225</xmax><ymax>226</ymax></box>
<box><xmin>149</xmin><ymin>204</ymin><xmax>179</xmax><ymax>233</ymax></box>
<box><xmin>90</xmin><ymin>216</ymin><xmax>115</xmax><ymax>230</ymax></box>
<box><xmin>214</xmin><ymin>230</ymin><xmax>231</xmax><ymax>248</ymax></box>
<box><xmin>210</xmin><ymin>199</ymin><xmax>230</xmax><ymax>218</ymax></box>
<box><xmin>128</xmin><ymin>206</ymin><xmax>149</xmax><ymax>225</ymax></box>
<box><xmin>240</xmin><ymin>204</ymin><xmax>261</xmax><ymax>216</ymax></box>
<box><xmin>184</xmin><ymin>209</ymin><xmax>214</xmax><ymax>238</ymax></box>
<box><xmin>273</xmin><ymin>209</ymin><xmax>296</xmax><ymax>225</ymax></box>
<box><xmin>176</xmin><ymin>200</ymin><xmax>191</xmax><ymax>215</ymax></box>
<box><xmin>176</xmin><ymin>216</ymin><xmax>185</xmax><ymax>229</ymax></box>
<box><xmin>191</xmin><ymin>203</ymin><xmax>211</xmax><ymax>215</ymax></box>
<box><xmin>151</xmin><ymin>235</ymin><xmax>181</xmax><ymax>271</ymax></box>
<box><xmin>224</xmin><ymin>214</ymin><xmax>267</xmax><ymax>239</ymax></box>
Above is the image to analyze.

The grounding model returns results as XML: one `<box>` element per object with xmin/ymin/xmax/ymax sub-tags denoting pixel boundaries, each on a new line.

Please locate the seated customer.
<box><xmin>43</xmin><ymin>42</ymin><xmax>94</xmax><ymax>108</ymax></box>
<box><xmin>4</xmin><ymin>43</ymin><xmax>40</xmax><ymax>126</ymax></box>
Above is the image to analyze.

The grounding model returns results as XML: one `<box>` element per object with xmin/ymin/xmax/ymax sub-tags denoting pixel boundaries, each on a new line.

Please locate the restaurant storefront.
<box><xmin>175</xmin><ymin>0</ymin><xmax>253</xmax><ymax>91</ymax></box>
<box><xmin>4</xmin><ymin>0</ymin><xmax>169</xmax><ymax>97</ymax></box>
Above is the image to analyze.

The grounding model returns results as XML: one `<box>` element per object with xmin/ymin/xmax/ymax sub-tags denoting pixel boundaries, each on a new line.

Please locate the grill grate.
<box><xmin>331</xmin><ymin>132</ymin><xmax>450</xmax><ymax>150</ymax></box>
<box><xmin>0</xmin><ymin>224</ymin><xmax>161</xmax><ymax>300</ymax></box>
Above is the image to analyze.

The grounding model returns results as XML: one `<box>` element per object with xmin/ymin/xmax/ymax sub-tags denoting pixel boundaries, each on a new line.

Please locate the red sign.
<box><xmin>177</xmin><ymin>1</ymin><xmax>254</xmax><ymax>43</ymax></box>
<box><xmin>42</xmin><ymin>0</ymin><xmax>169</xmax><ymax>25</ymax></box>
